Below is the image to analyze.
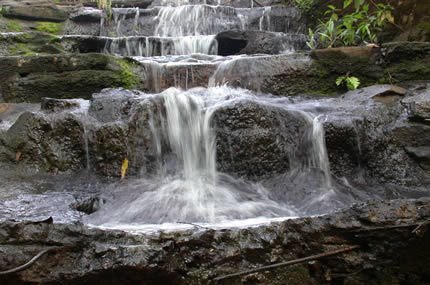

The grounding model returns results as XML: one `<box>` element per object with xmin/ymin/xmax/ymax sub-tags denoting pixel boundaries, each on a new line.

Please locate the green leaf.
<box><xmin>336</xmin><ymin>76</ymin><xmax>345</xmax><ymax>86</ymax></box>
<box><xmin>354</xmin><ymin>0</ymin><xmax>364</xmax><ymax>10</ymax></box>
<box><xmin>346</xmin><ymin>76</ymin><xmax>360</xmax><ymax>90</ymax></box>
<box><xmin>344</xmin><ymin>0</ymin><xmax>352</xmax><ymax>9</ymax></box>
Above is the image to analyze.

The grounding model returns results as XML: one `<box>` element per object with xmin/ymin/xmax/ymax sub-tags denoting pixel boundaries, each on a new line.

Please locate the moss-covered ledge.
<box><xmin>0</xmin><ymin>32</ymin><xmax>66</xmax><ymax>56</ymax></box>
<box><xmin>0</xmin><ymin>53</ymin><xmax>145</xmax><ymax>103</ymax></box>
<box><xmin>262</xmin><ymin>41</ymin><xmax>430</xmax><ymax>96</ymax></box>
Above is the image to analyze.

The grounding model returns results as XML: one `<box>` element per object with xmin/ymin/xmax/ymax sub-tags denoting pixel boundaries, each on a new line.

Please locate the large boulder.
<box><xmin>213</xmin><ymin>100</ymin><xmax>308</xmax><ymax>179</ymax></box>
<box><xmin>323</xmin><ymin>84</ymin><xmax>430</xmax><ymax>186</ymax></box>
<box><xmin>1</xmin><ymin>111</ymin><xmax>86</xmax><ymax>173</ymax></box>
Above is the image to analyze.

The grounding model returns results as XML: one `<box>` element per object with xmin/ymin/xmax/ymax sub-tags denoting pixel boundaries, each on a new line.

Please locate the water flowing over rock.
<box><xmin>1</xmin><ymin>0</ymin><xmax>430</xmax><ymax>284</ymax></box>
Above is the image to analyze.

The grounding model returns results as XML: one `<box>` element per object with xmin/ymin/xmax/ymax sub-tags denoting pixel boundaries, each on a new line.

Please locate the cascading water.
<box><xmin>0</xmin><ymin>0</ymin><xmax>364</xmax><ymax>231</ymax></box>
<box><xmin>86</xmin><ymin>87</ymin><xmax>342</xmax><ymax>227</ymax></box>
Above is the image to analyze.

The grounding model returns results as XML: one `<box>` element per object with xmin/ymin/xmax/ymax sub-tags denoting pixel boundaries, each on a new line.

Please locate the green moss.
<box><xmin>6</xmin><ymin>20</ymin><xmax>23</xmax><ymax>32</ymax></box>
<box><xmin>35</xmin><ymin>22</ymin><xmax>62</xmax><ymax>35</ymax></box>
<box><xmin>10</xmin><ymin>43</ymin><xmax>36</xmax><ymax>56</ymax></box>
<box><xmin>117</xmin><ymin>59</ymin><xmax>140</xmax><ymax>89</ymax></box>
<box><xmin>385</xmin><ymin>60</ymin><xmax>430</xmax><ymax>82</ymax></box>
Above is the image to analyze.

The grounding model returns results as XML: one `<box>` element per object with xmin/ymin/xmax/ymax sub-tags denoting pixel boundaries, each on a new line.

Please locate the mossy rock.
<box><xmin>261</xmin><ymin>42</ymin><xmax>430</xmax><ymax>96</ymax></box>
<box><xmin>35</xmin><ymin>21</ymin><xmax>63</xmax><ymax>35</ymax></box>
<box><xmin>0</xmin><ymin>53</ymin><xmax>145</xmax><ymax>102</ymax></box>
<box><xmin>0</xmin><ymin>32</ymin><xmax>65</xmax><ymax>56</ymax></box>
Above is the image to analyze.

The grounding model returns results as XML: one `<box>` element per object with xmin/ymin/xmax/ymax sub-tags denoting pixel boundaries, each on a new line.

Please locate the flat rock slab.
<box><xmin>0</xmin><ymin>198</ymin><xmax>429</xmax><ymax>284</ymax></box>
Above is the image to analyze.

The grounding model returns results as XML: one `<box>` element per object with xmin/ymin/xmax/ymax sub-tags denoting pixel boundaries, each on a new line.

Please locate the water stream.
<box><xmin>86</xmin><ymin>87</ymin><xmax>340</xmax><ymax>227</ymax></box>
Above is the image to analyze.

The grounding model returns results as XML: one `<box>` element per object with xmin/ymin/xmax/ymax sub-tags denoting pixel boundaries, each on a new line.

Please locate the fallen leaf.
<box><xmin>121</xmin><ymin>158</ymin><xmax>129</xmax><ymax>179</ymax></box>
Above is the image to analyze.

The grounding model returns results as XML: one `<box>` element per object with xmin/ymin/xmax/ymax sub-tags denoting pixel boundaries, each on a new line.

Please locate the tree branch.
<box><xmin>213</xmin><ymin>245</ymin><xmax>360</xmax><ymax>282</ymax></box>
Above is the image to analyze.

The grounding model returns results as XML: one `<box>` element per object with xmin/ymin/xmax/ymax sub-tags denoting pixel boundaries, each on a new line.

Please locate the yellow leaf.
<box><xmin>121</xmin><ymin>158</ymin><xmax>129</xmax><ymax>179</ymax></box>
<box><xmin>387</xmin><ymin>13</ymin><xmax>395</xmax><ymax>24</ymax></box>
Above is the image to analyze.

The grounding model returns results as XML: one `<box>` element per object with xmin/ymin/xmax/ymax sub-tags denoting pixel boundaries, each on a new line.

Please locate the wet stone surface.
<box><xmin>0</xmin><ymin>198</ymin><xmax>429</xmax><ymax>284</ymax></box>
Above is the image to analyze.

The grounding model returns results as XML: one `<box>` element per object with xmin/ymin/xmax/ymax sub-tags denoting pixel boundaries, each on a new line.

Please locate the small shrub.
<box><xmin>307</xmin><ymin>0</ymin><xmax>394</xmax><ymax>49</ymax></box>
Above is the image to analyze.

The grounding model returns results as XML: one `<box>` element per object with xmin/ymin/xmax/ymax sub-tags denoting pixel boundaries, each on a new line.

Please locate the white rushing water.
<box><xmin>87</xmin><ymin>87</ymin><xmax>336</xmax><ymax>227</ymax></box>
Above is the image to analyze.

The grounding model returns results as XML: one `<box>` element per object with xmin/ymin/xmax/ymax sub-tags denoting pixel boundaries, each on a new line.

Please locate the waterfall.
<box><xmin>86</xmin><ymin>87</ymin><xmax>337</xmax><ymax>225</ymax></box>
<box><xmin>104</xmin><ymin>35</ymin><xmax>218</xmax><ymax>56</ymax></box>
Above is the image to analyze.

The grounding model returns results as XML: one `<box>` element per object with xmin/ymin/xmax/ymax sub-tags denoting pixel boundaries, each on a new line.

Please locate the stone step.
<box><xmin>61</xmin><ymin>31</ymin><xmax>307</xmax><ymax>57</ymax></box>
<box><xmin>80</xmin><ymin>0</ymin><xmax>285</xmax><ymax>8</ymax></box>
<box><xmin>65</xmin><ymin>5</ymin><xmax>305</xmax><ymax>37</ymax></box>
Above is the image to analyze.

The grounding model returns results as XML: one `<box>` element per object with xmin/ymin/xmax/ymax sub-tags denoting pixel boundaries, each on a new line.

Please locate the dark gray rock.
<box><xmin>402</xmin><ymin>87</ymin><xmax>430</xmax><ymax>123</ymax></box>
<box><xmin>2</xmin><ymin>111</ymin><xmax>86</xmax><ymax>173</ymax></box>
<box><xmin>213</xmin><ymin>100</ymin><xmax>307</xmax><ymax>179</ymax></box>
<box><xmin>216</xmin><ymin>30</ymin><xmax>308</xmax><ymax>55</ymax></box>
<box><xmin>322</xmin><ymin>84</ymin><xmax>430</xmax><ymax>187</ymax></box>
<box><xmin>89</xmin><ymin>88</ymin><xmax>141</xmax><ymax>123</ymax></box>
<box><xmin>69</xmin><ymin>7</ymin><xmax>103</xmax><ymax>23</ymax></box>
<box><xmin>41</xmin><ymin>98</ymin><xmax>81</xmax><ymax>113</ymax></box>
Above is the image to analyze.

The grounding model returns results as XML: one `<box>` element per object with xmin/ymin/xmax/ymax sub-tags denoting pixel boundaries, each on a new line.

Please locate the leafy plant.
<box><xmin>307</xmin><ymin>0</ymin><xmax>394</xmax><ymax>49</ymax></box>
<box><xmin>336</xmin><ymin>74</ymin><xmax>360</xmax><ymax>90</ymax></box>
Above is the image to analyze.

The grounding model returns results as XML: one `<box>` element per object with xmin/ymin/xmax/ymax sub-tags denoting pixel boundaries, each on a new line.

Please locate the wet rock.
<box><xmin>402</xmin><ymin>87</ymin><xmax>430</xmax><ymax>123</ymax></box>
<box><xmin>1</xmin><ymin>111</ymin><xmax>86</xmax><ymax>173</ymax></box>
<box><xmin>60</xmin><ymin>35</ymin><xmax>112</xmax><ymax>53</ymax></box>
<box><xmin>213</xmin><ymin>100</ymin><xmax>307</xmax><ymax>179</ymax></box>
<box><xmin>0</xmin><ymin>198</ymin><xmax>429</xmax><ymax>284</ymax></box>
<box><xmin>212</xmin><ymin>53</ymin><xmax>313</xmax><ymax>92</ymax></box>
<box><xmin>322</xmin><ymin>83</ymin><xmax>430</xmax><ymax>186</ymax></box>
<box><xmin>69</xmin><ymin>7</ymin><xmax>103</xmax><ymax>23</ymax></box>
<box><xmin>90</xmin><ymin>123</ymin><xmax>129</xmax><ymax>177</ymax></box>
<box><xmin>66</xmin><ymin>5</ymin><xmax>304</xmax><ymax>37</ymax></box>
<box><xmin>41</xmin><ymin>98</ymin><xmax>81</xmax><ymax>113</ymax></box>
<box><xmin>216</xmin><ymin>30</ymin><xmax>308</xmax><ymax>56</ymax></box>
<box><xmin>89</xmin><ymin>88</ymin><xmax>141</xmax><ymax>123</ymax></box>
<box><xmin>406</xmin><ymin>146</ymin><xmax>430</xmax><ymax>167</ymax></box>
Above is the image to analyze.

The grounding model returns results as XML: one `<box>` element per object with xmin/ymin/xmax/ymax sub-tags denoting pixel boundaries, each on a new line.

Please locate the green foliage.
<box><xmin>36</xmin><ymin>22</ymin><xmax>62</xmax><ymax>34</ymax></box>
<box><xmin>336</xmin><ymin>74</ymin><xmax>360</xmax><ymax>90</ymax></box>
<box><xmin>6</xmin><ymin>20</ymin><xmax>23</xmax><ymax>32</ymax></box>
<box><xmin>292</xmin><ymin>0</ymin><xmax>316</xmax><ymax>12</ymax></box>
<box><xmin>307</xmin><ymin>0</ymin><xmax>394</xmax><ymax>49</ymax></box>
